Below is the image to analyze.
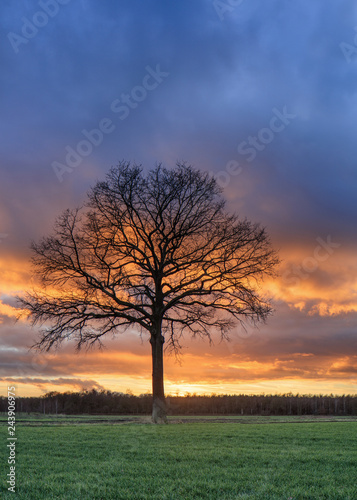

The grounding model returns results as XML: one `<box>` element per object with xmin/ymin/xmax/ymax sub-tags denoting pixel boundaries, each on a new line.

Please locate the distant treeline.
<box><xmin>1</xmin><ymin>390</ymin><xmax>357</xmax><ymax>416</ymax></box>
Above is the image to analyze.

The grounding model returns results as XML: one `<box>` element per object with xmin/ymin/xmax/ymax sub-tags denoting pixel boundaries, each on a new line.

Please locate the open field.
<box><xmin>1</xmin><ymin>413</ymin><xmax>357</xmax><ymax>425</ymax></box>
<box><xmin>1</xmin><ymin>416</ymin><xmax>357</xmax><ymax>499</ymax></box>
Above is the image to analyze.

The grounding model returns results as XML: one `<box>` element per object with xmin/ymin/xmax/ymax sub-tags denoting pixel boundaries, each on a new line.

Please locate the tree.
<box><xmin>19</xmin><ymin>162</ymin><xmax>278</xmax><ymax>423</ymax></box>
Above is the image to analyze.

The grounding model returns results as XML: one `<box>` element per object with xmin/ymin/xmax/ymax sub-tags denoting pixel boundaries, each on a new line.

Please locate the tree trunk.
<box><xmin>150</xmin><ymin>332</ymin><xmax>167</xmax><ymax>424</ymax></box>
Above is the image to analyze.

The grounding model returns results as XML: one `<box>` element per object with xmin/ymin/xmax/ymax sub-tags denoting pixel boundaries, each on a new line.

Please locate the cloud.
<box><xmin>0</xmin><ymin>301</ymin><xmax>20</xmax><ymax>322</ymax></box>
<box><xmin>1</xmin><ymin>0</ymin><xmax>357</xmax><ymax>395</ymax></box>
<box><xmin>0</xmin><ymin>376</ymin><xmax>105</xmax><ymax>392</ymax></box>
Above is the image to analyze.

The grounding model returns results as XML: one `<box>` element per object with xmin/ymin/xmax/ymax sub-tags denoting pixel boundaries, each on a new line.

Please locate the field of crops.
<box><xmin>1</xmin><ymin>415</ymin><xmax>357</xmax><ymax>499</ymax></box>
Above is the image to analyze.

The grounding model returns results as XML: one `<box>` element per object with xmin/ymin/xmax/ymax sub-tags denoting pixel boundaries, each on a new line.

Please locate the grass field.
<box><xmin>1</xmin><ymin>416</ymin><xmax>357</xmax><ymax>499</ymax></box>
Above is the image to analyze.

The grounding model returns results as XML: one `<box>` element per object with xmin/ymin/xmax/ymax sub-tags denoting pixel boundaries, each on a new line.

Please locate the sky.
<box><xmin>1</xmin><ymin>0</ymin><xmax>357</xmax><ymax>397</ymax></box>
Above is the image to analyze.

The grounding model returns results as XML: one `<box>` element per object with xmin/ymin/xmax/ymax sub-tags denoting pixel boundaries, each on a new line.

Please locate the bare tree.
<box><xmin>19</xmin><ymin>162</ymin><xmax>278</xmax><ymax>423</ymax></box>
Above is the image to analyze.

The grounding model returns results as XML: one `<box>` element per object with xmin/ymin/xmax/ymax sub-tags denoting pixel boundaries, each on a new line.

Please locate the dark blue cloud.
<box><xmin>0</xmin><ymin>0</ymin><xmax>356</xmax><ymax>242</ymax></box>
<box><xmin>1</xmin><ymin>1</ymin><xmax>357</xmax><ymax>394</ymax></box>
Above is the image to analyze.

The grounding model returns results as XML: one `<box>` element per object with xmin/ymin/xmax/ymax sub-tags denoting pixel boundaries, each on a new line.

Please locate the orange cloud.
<box><xmin>1</xmin><ymin>233</ymin><xmax>357</xmax><ymax>398</ymax></box>
<box><xmin>264</xmin><ymin>245</ymin><xmax>357</xmax><ymax>317</ymax></box>
<box><xmin>0</xmin><ymin>301</ymin><xmax>19</xmax><ymax>321</ymax></box>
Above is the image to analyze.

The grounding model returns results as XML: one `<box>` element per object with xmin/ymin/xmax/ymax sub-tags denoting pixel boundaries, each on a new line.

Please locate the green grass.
<box><xmin>1</xmin><ymin>418</ymin><xmax>357</xmax><ymax>499</ymax></box>
<box><xmin>0</xmin><ymin>413</ymin><xmax>145</xmax><ymax>425</ymax></box>
<box><xmin>1</xmin><ymin>413</ymin><xmax>356</xmax><ymax>424</ymax></box>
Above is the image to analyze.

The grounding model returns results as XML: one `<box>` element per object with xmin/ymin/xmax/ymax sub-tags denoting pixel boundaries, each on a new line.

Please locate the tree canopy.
<box><xmin>20</xmin><ymin>162</ymin><xmax>279</xmax><ymax>422</ymax></box>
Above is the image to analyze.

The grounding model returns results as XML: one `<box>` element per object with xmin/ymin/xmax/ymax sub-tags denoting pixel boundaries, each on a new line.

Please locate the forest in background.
<box><xmin>1</xmin><ymin>389</ymin><xmax>357</xmax><ymax>416</ymax></box>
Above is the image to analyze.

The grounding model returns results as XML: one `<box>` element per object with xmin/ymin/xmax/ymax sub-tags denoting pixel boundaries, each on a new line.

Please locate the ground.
<box><xmin>1</xmin><ymin>415</ymin><xmax>356</xmax><ymax>499</ymax></box>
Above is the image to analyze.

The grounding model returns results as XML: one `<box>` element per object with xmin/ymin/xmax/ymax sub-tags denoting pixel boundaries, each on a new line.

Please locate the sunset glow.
<box><xmin>1</xmin><ymin>1</ymin><xmax>357</xmax><ymax>399</ymax></box>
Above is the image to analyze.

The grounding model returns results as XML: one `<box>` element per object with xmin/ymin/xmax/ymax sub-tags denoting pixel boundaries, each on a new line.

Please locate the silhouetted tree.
<box><xmin>19</xmin><ymin>162</ymin><xmax>278</xmax><ymax>422</ymax></box>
